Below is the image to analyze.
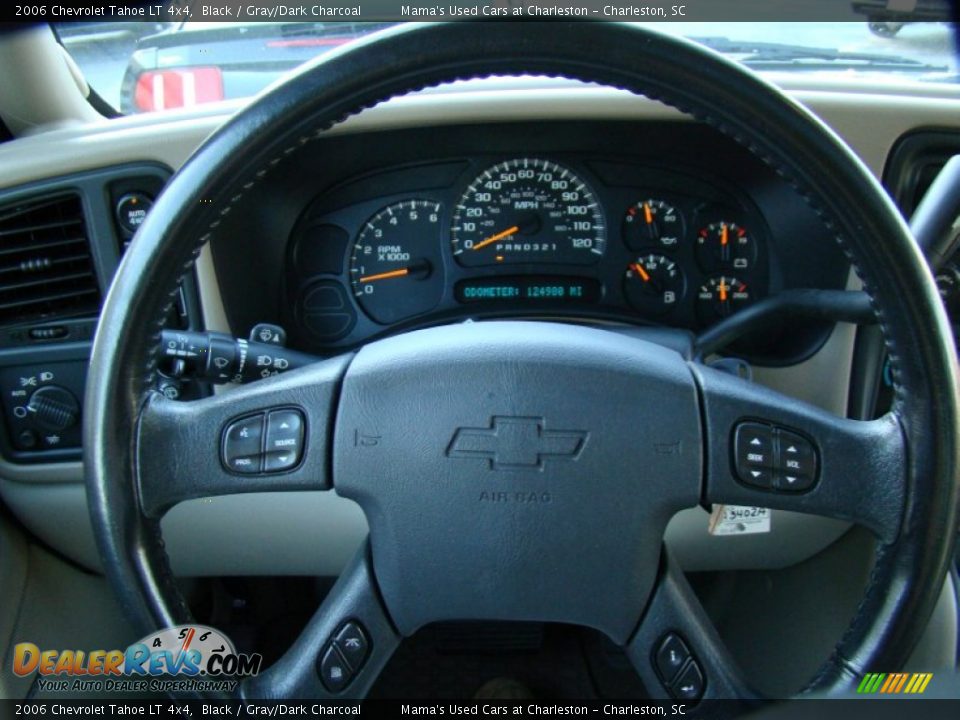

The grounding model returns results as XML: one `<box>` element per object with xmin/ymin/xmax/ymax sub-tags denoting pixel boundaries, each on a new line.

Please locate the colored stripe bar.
<box><xmin>858</xmin><ymin>671</ymin><xmax>933</xmax><ymax>694</ymax></box>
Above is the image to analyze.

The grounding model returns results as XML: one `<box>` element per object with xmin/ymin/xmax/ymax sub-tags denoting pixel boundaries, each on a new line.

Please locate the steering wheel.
<box><xmin>85</xmin><ymin>22</ymin><xmax>960</xmax><ymax>702</ymax></box>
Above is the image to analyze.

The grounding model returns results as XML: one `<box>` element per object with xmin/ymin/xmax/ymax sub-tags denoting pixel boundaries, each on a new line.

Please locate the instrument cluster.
<box><xmin>284</xmin><ymin>156</ymin><xmax>773</xmax><ymax>349</ymax></box>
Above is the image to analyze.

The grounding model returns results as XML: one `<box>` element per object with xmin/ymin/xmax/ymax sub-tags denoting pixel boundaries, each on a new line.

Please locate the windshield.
<box><xmin>56</xmin><ymin>16</ymin><xmax>957</xmax><ymax>115</ymax></box>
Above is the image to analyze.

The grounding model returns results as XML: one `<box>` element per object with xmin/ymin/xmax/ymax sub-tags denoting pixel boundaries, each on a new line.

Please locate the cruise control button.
<box><xmin>334</xmin><ymin>622</ymin><xmax>369</xmax><ymax>671</ymax></box>
<box><xmin>655</xmin><ymin>634</ymin><xmax>690</xmax><ymax>684</ymax></box>
<box><xmin>318</xmin><ymin>645</ymin><xmax>351</xmax><ymax>692</ymax></box>
<box><xmin>670</xmin><ymin>660</ymin><xmax>705</xmax><ymax>701</ymax></box>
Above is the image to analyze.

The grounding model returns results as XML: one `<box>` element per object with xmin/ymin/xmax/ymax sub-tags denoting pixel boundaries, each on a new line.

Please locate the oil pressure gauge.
<box><xmin>622</xmin><ymin>199</ymin><xmax>684</xmax><ymax>250</ymax></box>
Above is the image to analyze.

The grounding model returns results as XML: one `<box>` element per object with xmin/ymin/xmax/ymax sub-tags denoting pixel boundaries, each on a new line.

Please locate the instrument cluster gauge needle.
<box><xmin>471</xmin><ymin>225</ymin><xmax>520</xmax><ymax>252</ymax></box>
<box><xmin>631</xmin><ymin>261</ymin><xmax>652</xmax><ymax>283</ymax></box>
<box><xmin>642</xmin><ymin>203</ymin><xmax>659</xmax><ymax>242</ymax></box>
<box><xmin>358</xmin><ymin>260</ymin><xmax>431</xmax><ymax>284</ymax></box>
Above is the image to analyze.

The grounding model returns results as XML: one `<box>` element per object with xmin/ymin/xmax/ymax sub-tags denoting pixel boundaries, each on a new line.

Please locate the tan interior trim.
<box><xmin>1</xmin><ymin>83</ymin><xmax>958</xmax><ymax>189</ymax></box>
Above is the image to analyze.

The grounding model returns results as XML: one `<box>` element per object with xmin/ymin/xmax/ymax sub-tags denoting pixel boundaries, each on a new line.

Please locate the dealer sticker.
<box><xmin>708</xmin><ymin>505</ymin><xmax>771</xmax><ymax>535</ymax></box>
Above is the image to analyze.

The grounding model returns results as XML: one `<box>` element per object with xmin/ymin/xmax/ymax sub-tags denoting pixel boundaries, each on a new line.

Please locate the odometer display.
<box><xmin>451</xmin><ymin>158</ymin><xmax>606</xmax><ymax>266</ymax></box>
<box><xmin>456</xmin><ymin>276</ymin><xmax>601</xmax><ymax>304</ymax></box>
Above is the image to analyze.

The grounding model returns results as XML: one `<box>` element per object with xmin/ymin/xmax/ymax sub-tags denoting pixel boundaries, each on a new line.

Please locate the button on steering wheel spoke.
<box><xmin>135</xmin><ymin>354</ymin><xmax>350</xmax><ymax>519</ymax></box>
<box><xmin>693</xmin><ymin>362</ymin><xmax>906</xmax><ymax>544</ymax></box>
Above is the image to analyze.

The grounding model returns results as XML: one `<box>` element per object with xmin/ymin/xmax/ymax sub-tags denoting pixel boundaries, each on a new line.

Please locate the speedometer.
<box><xmin>450</xmin><ymin>158</ymin><xmax>606</xmax><ymax>266</ymax></box>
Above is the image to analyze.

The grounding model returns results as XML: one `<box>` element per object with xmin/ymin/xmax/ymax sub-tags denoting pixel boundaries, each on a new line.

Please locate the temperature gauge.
<box><xmin>695</xmin><ymin>221</ymin><xmax>756</xmax><ymax>273</ymax></box>
<box><xmin>623</xmin><ymin>200</ymin><xmax>684</xmax><ymax>250</ymax></box>
<box><xmin>623</xmin><ymin>254</ymin><xmax>685</xmax><ymax>316</ymax></box>
<box><xmin>697</xmin><ymin>275</ymin><xmax>752</xmax><ymax>321</ymax></box>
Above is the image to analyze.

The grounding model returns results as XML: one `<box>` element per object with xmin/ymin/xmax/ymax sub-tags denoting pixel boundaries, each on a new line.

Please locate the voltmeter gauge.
<box><xmin>695</xmin><ymin>221</ymin><xmax>756</xmax><ymax>273</ymax></box>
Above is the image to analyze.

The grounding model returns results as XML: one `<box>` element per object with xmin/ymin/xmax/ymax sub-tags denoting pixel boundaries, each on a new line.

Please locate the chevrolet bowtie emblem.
<box><xmin>446</xmin><ymin>416</ymin><xmax>588</xmax><ymax>470</ymax></box>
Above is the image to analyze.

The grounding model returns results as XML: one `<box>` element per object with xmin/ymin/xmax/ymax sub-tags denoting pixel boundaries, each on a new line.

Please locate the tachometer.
<box><xmin>349</xmin><ymin>200</ymin><xmax>444</xmax><ymax>325</ymax></box>
<box><xmin>450</xmin><ymin>158</ymin><xmax>606</xmax><ymax>266</ymax></box>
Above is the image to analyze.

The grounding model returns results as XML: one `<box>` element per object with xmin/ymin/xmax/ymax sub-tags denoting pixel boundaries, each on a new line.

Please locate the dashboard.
<box><xmin>210</xmin><ymin>121</ymin><xmax>850</xmax><ymax>365</ymax></box>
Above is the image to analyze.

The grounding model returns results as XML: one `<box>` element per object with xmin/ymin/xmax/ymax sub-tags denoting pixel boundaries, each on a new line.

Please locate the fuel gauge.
<box><xmin>624</xmin><ymin>254</ymin><xmax>685</xmax><ymax>316</ymax></box>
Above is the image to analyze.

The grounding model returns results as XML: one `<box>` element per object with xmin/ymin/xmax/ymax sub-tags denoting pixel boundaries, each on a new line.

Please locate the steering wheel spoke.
<box><xmin>627</xmin><ymin>552</ymin><xmax>760</xmax><ymax>706</ymax></box>
<box><xmin>242</xmin><ymin>542</ymin><xmax>399</xmax><ymax>699</ymax></box>
<box><xmin>136</xmin><ymin>354</ymin><xmax>352</xmax><ymax>518</ymax></box>
<box><xmin>693</xmin><ymin>362</ymin><xmax>906</xmax><ymax>543</ymax></box>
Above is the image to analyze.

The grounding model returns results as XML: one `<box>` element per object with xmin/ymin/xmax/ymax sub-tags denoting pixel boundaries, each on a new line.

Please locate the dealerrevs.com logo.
<box><xmin>13</xmin><ymin>625</ymin><xmax>262</xmax><ymax>694</ymax></box>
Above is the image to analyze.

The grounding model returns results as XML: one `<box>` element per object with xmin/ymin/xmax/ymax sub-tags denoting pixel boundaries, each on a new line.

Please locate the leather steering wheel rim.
<box><xmin>85</xmin><ymin>21</ymin><xmax>960</xmax><ymax>700</ymax></box>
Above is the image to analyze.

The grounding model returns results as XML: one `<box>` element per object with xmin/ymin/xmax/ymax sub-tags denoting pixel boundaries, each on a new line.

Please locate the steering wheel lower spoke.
<box><xmin>693</xmin><ymin>362</ymin><xmax>906</xmax><ymax>543</ymax></box>
<box><xmin>241</xmin><ymin>542</ymin><xmax>399</xmax><ymax>700</ymax></box>
<box><xmin>627</xmin><ymin>552</ymin><xmax>759</xmax><ymax>706</ymax></box>
<box><xmin>136</xmin><ymin>354</ymin><xmax>351</xmax><ymax>518</ymax></box>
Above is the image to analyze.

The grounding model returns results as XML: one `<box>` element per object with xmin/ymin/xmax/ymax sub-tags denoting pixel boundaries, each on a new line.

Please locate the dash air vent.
<box><xmin>0</xmin><ymin>194</ymin><xmax>101</xmax><ymax>327</ymax></box>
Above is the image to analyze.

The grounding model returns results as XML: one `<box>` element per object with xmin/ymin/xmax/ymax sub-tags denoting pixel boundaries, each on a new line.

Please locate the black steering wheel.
<box><xmin>85</xmin><ymin>22</ymin><xmax>960</xmax><ymax>702</ymax></box>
